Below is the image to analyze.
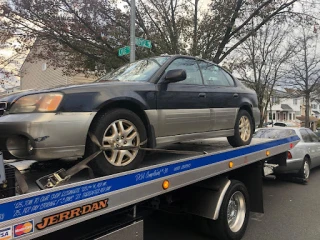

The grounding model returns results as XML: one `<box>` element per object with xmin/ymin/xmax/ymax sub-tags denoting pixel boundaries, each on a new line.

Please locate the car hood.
<box><xmin>0</xmin><ymin>81</ymin><xmax>153</xmax><ymax>103</ymax></box>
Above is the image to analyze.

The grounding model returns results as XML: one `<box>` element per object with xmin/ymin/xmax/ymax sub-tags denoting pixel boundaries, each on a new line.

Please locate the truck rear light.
<box><xmin>287</xmin><ymin>151</ymin><xmax>292</xmax><ymax>159</ymax></box>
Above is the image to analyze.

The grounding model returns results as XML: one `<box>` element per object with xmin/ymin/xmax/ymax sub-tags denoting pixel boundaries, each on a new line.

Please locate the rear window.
<box><xmin>253</xmin><ymin>129</ymin><xmax>296</xmax><ymax>139</ymax></box>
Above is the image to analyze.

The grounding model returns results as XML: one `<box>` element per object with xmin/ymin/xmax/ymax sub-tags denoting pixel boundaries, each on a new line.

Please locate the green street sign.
<box><xmin>136</xmin><ymin>37</ymin><xmax>152</xmax><ymax>49</ymax></box>
<box><xmin>118</xmin><ymin>46</ymin><xmax>130</xmax><ymax>56</ymax></box>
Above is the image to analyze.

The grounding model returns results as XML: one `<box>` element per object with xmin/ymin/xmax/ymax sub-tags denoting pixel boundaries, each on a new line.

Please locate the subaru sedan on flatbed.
<box><xmin>0</xmin><ymin>55</ymin><xmax>260</xmax><ymax>175</ymax></box>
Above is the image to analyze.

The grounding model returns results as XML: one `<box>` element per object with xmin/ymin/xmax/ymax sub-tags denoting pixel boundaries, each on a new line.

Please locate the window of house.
<box><xmin>272</xmin><ymin>97</ymin><xmax>280</xmax><ymax>104</ymax></box>
<box><xmin>293</xmin><ymin>99</ymin><xmax>298</xmax><ymax>105</ymax></box>
<box><xmin>269</xmin><ymin>112</ymin><xmax>272</xmax><ymax>120</ymax></box>
<box><xmin>42</xmin><ymin>63</ymin><xmax>47</xmax><ymax>71</ymax></box>
<box><xmin>283</xmin><ymin>113</ymin><xmax>286</xmax><ymax>121</ymax></box>
<box><xmin>289</xmin><ymin>113</ymin><xmax>292</xmax><ymax>120</ymax></box>
<box><xmin>293</xmin><ymin>113</ymin><xmax>295</xmax><ymax>120</ymax></box>
<box><xmin>277</xmin><ymin>113</ymin><xmax>280</xmax><ymax>120</ymax></box>
<box><xmin>273</xmin><ymin>113</ymin><xmax>276</xmax><ymax>120</ymax></box>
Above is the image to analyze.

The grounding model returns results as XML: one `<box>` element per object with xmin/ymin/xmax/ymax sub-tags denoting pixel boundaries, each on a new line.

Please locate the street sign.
<box><xmin>118</xmin><ymin>46</ymin><xmax>131</xmax><ymax>56</ymax></box>
<box><xmin>136</xmin><ymin>37</ymin><xmax>152</xmax><ymax>49</ymax></box>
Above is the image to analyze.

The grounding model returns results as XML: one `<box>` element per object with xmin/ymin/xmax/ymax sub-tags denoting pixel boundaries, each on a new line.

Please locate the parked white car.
<box><xmin>254</xmin><ymin>127</ymin><xmax>320</xmax><ymax>180</ymax></box>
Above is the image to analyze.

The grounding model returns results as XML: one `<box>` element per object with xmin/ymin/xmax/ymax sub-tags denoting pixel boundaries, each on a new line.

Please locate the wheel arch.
<box><xmin>239</xmin><ymin>103</ymin><xmax>254</xmax><ymax>131</ymax></box>
<box><xmin>89</xmin><ymin>99</ymin><xmax>156</xmax><ymax>148</ymax></box>
<box><xmin>305</xmin><ymin>154</ymin><xmax>311</xmax><ymax>167</ymax></box>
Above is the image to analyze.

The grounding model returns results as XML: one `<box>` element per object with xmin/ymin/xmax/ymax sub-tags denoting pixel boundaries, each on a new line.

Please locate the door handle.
<box><xmin>233</xmin><ymin>93</ymin><xmax>239</xmax><ymax>98</ymax></box>
<box><xmin>198</xmin><ymin>93</ymin><xmax>206</xmax><ymax>98</ymax></box>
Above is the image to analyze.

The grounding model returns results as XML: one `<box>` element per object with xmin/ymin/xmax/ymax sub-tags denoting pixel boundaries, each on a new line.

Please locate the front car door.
<box><xmin>198</xmin><ymin>61</ymin><xmax>239</xmax><ymax>131</ymax></box>
<box><xmin>157</xmin><ymin>57</ymin><xmax>211</xmax><ymax>137</ymax></box>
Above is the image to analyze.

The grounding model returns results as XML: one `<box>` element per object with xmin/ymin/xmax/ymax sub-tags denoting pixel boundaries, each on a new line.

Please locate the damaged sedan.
<box><xmin>0</xmin><ymin>55</ymin><xmax>260</xmax><ymax>175</ymax></box>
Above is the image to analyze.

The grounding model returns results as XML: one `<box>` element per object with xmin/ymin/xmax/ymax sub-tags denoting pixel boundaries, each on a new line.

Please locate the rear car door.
<box><xmin>198</xmin><ymin>61</ymin><xmax>239</xmax><ymax>131</ymax></box>
<box><xmin>299</xmin><ymin>129</ymin><xmax>318</xmax><ymax>165</ymax></box>
<box><xmin>157</xmin><ymin>57</ymin><xmax>211</xmax><ymax>137</ymax></box>
<box><xmin>305</xmin><ymin>129</ymin><xmax>320</xmax><ymax>166</ymax></box>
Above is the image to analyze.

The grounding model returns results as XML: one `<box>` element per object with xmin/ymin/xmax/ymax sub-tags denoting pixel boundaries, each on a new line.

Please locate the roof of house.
<box><xmin>296</xmin><ymin>115</ymin><xmax>319</xmax><ymax>122</ymax></box>
<box><xmin>281</xmin><ymin>104</ymin><xmax>294</xmax><ymax>111</ymax></box>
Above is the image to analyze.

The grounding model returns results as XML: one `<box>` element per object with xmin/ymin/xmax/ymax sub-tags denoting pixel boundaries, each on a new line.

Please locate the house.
<box><xmin>264</xmin><ymin>88</ymin><xmax>320</xmax><ymax>130</ymax></box>
<box><xmin>265</xmin><ymin>89</ymin><xmax>301</xmax><ymax>124</ymax></box>
<box><xmin>20</xmin><ymin>41</ymin><xmax>96</xmax><ymax>90</ymax></box>
<box><xmin>311</xmin><ymin>100</ymin><xmax>320</xmax><ymax>118</ymax></box>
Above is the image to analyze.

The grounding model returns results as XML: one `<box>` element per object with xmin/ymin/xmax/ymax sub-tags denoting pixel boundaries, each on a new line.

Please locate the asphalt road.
<box><xmin>144</xmin><ymin>167</ymin><xmax>320</xmax><ymax>240</ymax></box>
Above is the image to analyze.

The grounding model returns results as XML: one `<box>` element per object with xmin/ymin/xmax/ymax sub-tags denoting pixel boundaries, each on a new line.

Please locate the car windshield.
<box><xmin>253</xmin><ymin>129</ymin><xmax>296</xmax><ymax>139</ymax></box>
<box><xmin>97</xmin><ymin>56</ymin><xmax>170</xmax><ymax>82</ymax></box>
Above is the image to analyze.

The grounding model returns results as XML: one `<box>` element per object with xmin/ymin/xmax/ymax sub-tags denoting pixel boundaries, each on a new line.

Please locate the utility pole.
<box><xmin>270</xmin><ymin>96</ymin><xmax>273</xmax><ymax>127</ymax></box>
<box><xmin>130</xmin><ymin>0</ymin><xmax>136</xmax><ymax>63</ymax></box>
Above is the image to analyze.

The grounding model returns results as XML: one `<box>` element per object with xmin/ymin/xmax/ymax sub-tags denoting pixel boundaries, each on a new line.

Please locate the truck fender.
<box><xmin>184</xmin><ymin>176</ymin><xmax>231</xmax><ymax>220</ymax></box>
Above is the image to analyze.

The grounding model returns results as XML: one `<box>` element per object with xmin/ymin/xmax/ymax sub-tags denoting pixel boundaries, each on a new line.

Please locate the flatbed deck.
<box><xmin>0</xmin><ymin>136</ymin><xmax>299</xmax><ymax>240</ymax></box>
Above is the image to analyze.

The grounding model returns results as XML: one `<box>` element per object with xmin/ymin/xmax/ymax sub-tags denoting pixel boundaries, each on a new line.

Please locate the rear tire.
<box><xmin>298</xmin><ymin>157</ymin><xmax>310</xmax><ymax>180</ymax></box>
<box><xmin>206</xmin><ymin>180</ymin><xmax>250</xmax><ymax>240</ymax></box>
<box><xmin>228</xmin><ymin>110</ymin><xmax>253</xmax><ymax>147</ymax></box>
<box><xmin>86</xmin><ymin>108</ymin><xmax>147</xmax><ymax>176</ymax></box>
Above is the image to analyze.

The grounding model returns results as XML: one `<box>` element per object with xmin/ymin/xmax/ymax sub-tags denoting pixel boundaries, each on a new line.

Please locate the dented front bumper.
<box><xmin>0</xmin><ymin>112</ymin><xmax>96</xmax><ymax>160</ymax></box>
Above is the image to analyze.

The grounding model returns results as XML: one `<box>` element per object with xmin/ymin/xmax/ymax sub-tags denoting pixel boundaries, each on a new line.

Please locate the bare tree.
<box><xmin>286</xmin><ymin>23</ymin><xmax>320</xmax><ymax>128</ymax></box>
<box><xmin>235</xmin><ymin>20</ymin><xmax>296</xmax><ymax>127</ymax></box>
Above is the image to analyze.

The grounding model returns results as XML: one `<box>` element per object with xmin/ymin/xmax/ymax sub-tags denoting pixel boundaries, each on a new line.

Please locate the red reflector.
<box><xmin>290</xmin><ymin>143</ymin><xmax>294</xmax><ymax>149</ymax></box>
<box><xmin>287</xmin><ymin>151</ymin><xmax>292</xmax><ymax>159</ymax></box>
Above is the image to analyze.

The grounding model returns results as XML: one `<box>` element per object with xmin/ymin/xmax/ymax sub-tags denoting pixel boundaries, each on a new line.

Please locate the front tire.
<box><xmin>86</xmin><ymin>108</ymin><xmax>147</xmax><ymax>176</ymax></box>
<box><xmin>207</xmin><ymin>180</ymin><xmax>250</xmax><ymax>240</ymax></box>
<box><xmin>228</xmin><ymin>110</ymin><xmax>253</xmax><ymax>147</ymax></box>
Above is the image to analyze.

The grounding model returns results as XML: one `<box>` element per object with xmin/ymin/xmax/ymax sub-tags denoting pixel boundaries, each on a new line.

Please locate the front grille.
<box><xmin>0</xmin><ymin>102</ymin><xmax>7</xmax><ymax>117</ymax></box>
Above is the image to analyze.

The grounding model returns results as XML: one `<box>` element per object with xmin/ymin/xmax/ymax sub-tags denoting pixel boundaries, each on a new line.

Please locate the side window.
<box><xmin>198</xmin><ymin>61</ymin><xmax>232</xmax><ymax>86</ymax></box>
<box><xmin>300</xmin><ymin>129</ymin><xmax>312</xmax><ymax>142</ymax></box>
<box><xmin>222</xmin><ymin>70</ymin><xmax>235</xmax><ymax>86</ymax></box>
<box><xmin>165</xmin><ymin>58</ymin><xmax>202</xmax><ymax>85</ymax></box>
<box><xmin>306</xmin><ymin>129</ymin><xmax>319</xmax><ymax>142</ymax></box>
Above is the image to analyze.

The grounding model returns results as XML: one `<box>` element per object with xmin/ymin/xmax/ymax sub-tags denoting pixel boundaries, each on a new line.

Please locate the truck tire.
<box><xmin>227</xmin><ymin>110</ymin><xmax>253</xmax><ymax>147</ymax></box>
<box><xmin>207</xmin><ymin>180</ymin><xmax>250</xmax><ymax>240</ymax></box>
<box><xmin>86</xmin><ymin>108</ymin><xmax>147</xmax><ymax>176</ymax></box>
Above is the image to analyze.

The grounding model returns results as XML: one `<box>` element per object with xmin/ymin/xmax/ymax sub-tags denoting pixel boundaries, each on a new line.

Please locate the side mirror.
<box><xmin>164</xmin><ymin>69</ymin><xmax>186</xmax><ymax>83</ymax></box>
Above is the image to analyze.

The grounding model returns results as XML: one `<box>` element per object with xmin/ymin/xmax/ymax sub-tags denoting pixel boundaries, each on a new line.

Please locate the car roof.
<box><xmin>159</xmin><ymin>54</ymin><xmax>220</xmax><ymax>64</ymax></box>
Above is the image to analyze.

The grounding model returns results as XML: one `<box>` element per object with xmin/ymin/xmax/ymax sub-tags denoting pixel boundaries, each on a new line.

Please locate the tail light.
<box><xmin>287</xmin><ymin>151</ymin><xmax>292</xmax><ymax>159</ymax></box>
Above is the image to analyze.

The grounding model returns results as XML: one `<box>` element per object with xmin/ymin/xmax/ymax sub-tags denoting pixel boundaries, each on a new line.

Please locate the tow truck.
<box><xmin>0</xmin><ymin>135</ymin><xmax>299</xmax><ymax>240</ymax></box>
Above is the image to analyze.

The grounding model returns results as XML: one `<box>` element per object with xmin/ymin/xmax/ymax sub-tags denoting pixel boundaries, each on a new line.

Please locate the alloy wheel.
<box><xmin>227</xmin><ymin>191</ymin><xmax>246</xmax><ymax>233</ymax></box>
<box><xmin>304</xmin><ymin>161</ymin><xmax>310</xmax><ymax>179</ymax></box>
<box><xmin>239</xmin><ymin>116</ymin><xmax>251</xmax><ymax>142</ymax></box>
<box><xmin>102</xmin><ymin>119</ymin><xmax>140</xmax><ymax>166</ymax></box>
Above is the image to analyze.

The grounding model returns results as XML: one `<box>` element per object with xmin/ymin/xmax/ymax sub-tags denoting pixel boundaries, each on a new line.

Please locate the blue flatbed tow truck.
<box><xmin>0</xmin><ymin>136</ymin><xmax>299</xmax><ymax>240</ymax></box>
